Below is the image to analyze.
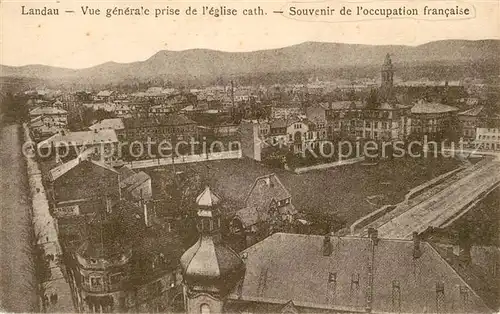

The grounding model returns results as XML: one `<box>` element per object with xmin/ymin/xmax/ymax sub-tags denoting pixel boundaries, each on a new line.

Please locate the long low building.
<box><xmin>116</xmin><ymin>114</ymin><xmax>198</xmax><ymax>143</ymax></box>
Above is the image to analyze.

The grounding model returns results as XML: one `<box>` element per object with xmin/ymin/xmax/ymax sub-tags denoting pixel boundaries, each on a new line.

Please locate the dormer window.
<box><xmin>278</xmin><ymin>198</ymin><xmax>290</xmax><ymax>207</ymax></box>
<box><xmin>90</xmin><ymin>276</ymin><xmax>103</xmax><ymax>288</ymax></box>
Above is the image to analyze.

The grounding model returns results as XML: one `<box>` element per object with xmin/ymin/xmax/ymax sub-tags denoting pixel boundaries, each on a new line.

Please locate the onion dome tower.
<box><xmin>180</xmin><ymin>186</ymin><xmax>245</xmax><ymax>314</ymax></box>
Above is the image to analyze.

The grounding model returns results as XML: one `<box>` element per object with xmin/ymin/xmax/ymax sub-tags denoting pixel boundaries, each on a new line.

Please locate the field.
<box><xmin>144</xmin><ymin>155</ymin><xmax>462</xmax><ymax>224</ymax></box>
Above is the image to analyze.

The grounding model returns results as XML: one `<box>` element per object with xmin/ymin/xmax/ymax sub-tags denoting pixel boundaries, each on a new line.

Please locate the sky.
<box><xmin>1</xmin><ymin>0</ymin><xmax>499</xmax><ymax>69</ymax></box>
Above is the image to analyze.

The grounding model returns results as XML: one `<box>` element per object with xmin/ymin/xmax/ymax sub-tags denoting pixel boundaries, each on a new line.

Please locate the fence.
<box><xmin>125</xmin><ymin>150</ymin><xmax>243</xmax><ymax>169</ymax></box>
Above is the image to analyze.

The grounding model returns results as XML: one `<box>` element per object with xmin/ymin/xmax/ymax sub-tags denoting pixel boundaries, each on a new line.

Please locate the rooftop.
<box><xmin>38</xmin><ymin>129</ymin><xmax>118</xmax><ymax>149</ymax></box>
<box><xmin>196</xmin><ymin>186</ymin><xmax>221</xmax><ymax>207</ymax></box>
<box><xmin>122</xmin><ymin>114</ymin><xmax>196</xmax><ymax>129</ymax></box>
<box><xmin>411</xmin><ymin>101</ymin><xmax>459</xmax><ymax>114</ymax></box>
<box><xmin>29</xmin><ymin>106</ymin><xmax>67</xmax><ymax>116</ymax></box>
<box><xmin>229</xmin><ymin>233</ymin><xmax>492</xmax><ymax>313</ymax></box>
<box><xmin>89</xmin><ymin>118</ymin><xmax>125</xmax><ymax>131</ymax></box>
<box><xmin>459</xmin><ymin>106</ymin><xmax>486</xmax><ymax>117</ymax></box>
<box><xmin>48</xmin><ymin>154</ymin><xmax>117</xmax><ymax>182</ymax></box>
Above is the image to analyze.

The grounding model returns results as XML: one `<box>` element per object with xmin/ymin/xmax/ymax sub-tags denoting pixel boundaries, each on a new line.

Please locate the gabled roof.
<box><xmin>29</xmin><ymin>106</ymin><xmax>67</xmax><ymax>116</ymax></box>
<box><xmin>459</xmin><ymin>106</ymin><xmax>486</xmax><ymax>117</ymax></box>
<box><xmin>229</xmin><ymin>233</ymin><xmax>492</xmax><ymax>313</ymax></box>
<box><xmin>48</xmin><ymin>155</ymin><xmax>117</xmax><ymax>182</ymax></box>
<box><xmin>97</xmin><ymin>90</ymin><xmax>113</xmax><ymax>97</ymax></box>
<box><xmin>118</xmin><ymin>164</ymin><xmax>137</xmax><ymax>181</ymax></box>
<box><xmin>30</xmin><ymin>116</ymin><xmax>43</xmax><ymax>124</ymax></box>
<box><xmin>89</xmin><ymin>118</ymin><xmax>124</xmax><ymax>131</ymax></box>
<box><xmin>120</xmin><ymin>171</ymin><xmax>151</xmax><ymax>197</ymax></box>
<box><xmin>411</xmin><ymin>101</ymin><xmax>459</xmax><ymax>114</ymax></box>
<box><xmin>38</xmin><ymin>129</ymin><xmax>118</xmax><ymax>149</ymax></box>
<box><xmin>245</xmin><ymin>174</ymin><xmax>291</xmax><ymax>205</ymax></box>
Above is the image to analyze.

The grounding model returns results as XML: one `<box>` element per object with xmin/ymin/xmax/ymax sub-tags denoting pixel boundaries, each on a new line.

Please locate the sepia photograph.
<box><xmin>0</xmin><ymin>0</ymin><xmax>499</xmax><ymax>313</ymax></box>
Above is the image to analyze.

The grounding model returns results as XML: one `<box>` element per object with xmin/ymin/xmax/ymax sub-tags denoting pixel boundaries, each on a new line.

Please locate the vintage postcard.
<box><xmin>0</xmin><ymin>0</ymin><xmax>499</xmax><ymax>313</ymax></box>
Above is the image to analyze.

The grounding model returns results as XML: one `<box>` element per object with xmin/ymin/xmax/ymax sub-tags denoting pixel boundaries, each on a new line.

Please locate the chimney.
<box><xmin>446</xmin><ymin>246</ymin><xmax>455</xmax><ymax>260</ymax></box>
<box><xmin>413</xmin><ymin>232</ymin><xmax>422</xmax><ymax>259</ymax></box>
<box><xmin>458</xmin><ymin>242</ymin><xmax>472</xmax><ymax>266</ymax></box>
<box><xmin>368</xmin><ymin>228</ymin><xmax>378</xmax><ymax>245</ymax></box>
<box><xmin>94</xmin><ymin>129</ymin><xmax>98</xmax><ymax>133</ymax></box>
<box><xmin>143</xmin><ymin>202</ymin><xmax>151</xmax><ymax>227</ymax></box>
<box><xmin>323</xmin><ymin>234</ymin><xmax>333</xmax><ymax>256</ymax></box>
<box><xmin>241</xmin><ymin>252</ymin><xmax>248</xmax><ymax>262</ymax></box>
<box><xmin>105</xmin><ymin>196</ymin><xmax>112</xmax><ymax>213</ymax></box>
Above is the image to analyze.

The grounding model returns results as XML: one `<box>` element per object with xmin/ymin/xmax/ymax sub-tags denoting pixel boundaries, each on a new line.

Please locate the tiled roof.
<box><xmin>411</xmin><ymin>101</ymin><xmax>459</xmax><ymax>114</ymax></box>
<box><xmin>29</xmin><ymin>106</ymin><xmax>67</xmax><ymax>116</ymax></box>
<box><xmin>229</xmin><ymin>233</ymin><xmax>492</xmax><ymax>313</ymax></box>
<box><xmin>235</xmin><ymin>206</ymin><xmax>263</xmax><ymax>228</ymax></box>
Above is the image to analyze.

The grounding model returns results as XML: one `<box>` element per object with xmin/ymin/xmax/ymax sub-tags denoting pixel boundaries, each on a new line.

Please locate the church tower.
<box><xmin>380</xmin><ymin>53</ymin><xmax>394</xmax><ymax>100</ymax></box>
<box><xmin>180</xmin><ymin>186</ymin><xmax>245</xmax><ymax>314</ymax></box>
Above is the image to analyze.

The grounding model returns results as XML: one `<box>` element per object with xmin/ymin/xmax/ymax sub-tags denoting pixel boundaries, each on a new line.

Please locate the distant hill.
<box><xmin>1</xmin><ymin>39</ymin><xmax>499</xmax><ymax>86</ymax></box>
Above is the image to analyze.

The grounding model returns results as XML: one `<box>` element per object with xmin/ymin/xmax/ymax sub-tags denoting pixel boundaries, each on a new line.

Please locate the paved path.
<box><xmin>23</xmin><ymin>123</ymin><xmax>75</xmax><ymax>313</ymax></box>
<box><xmin>0</xmin><ymin>123</ymin><xmax>39</xmax><ymax>312</ymax></box>
<box><xmin>374</xmin><ymin>160</ymin><xmax>500</xmax><ymax>239</ymax></box>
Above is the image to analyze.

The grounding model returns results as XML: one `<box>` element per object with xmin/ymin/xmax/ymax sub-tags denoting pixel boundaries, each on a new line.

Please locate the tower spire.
<box><xmin>381</xmin><ymin>53</ymin><xmax>395</xmax><ymax>101</ymax></box>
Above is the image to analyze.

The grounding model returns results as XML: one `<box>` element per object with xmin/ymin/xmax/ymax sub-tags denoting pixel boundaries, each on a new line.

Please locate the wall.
<box><xmin>240</xmin><ymin>120</ymin><xmax>262</xmax><ymax>162</ymax></box>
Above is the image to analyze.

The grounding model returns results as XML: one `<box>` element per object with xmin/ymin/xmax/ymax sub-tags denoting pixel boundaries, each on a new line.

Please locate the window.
<box><xmin>200</xmin><ymin>304</ymin><xmax>210</xmax><ymax>314</ymax></box>
<box><xmin>90</xmin><ymin>276</ymin><xmax>103</xmax><ymax>288</ymax></box>
<box><xmin>109</xmin><ymin>273</ymin><xmax>122</xmax><ymax>285</ymax></box>
<box><xmin>328</xmin><ymin>272</ymin><xmax>337</xmax><ymax>283</ymax></box>
<box><xmin>392</xmin><ymin>280</ymin><xmax>401</xmax><ymax>313</ymax></box>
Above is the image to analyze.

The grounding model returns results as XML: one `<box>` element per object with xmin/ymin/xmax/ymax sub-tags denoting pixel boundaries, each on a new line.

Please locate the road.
<box><xmin>376</xmin><ymin>160</ymin><xmax>500</xmax><ymax>239</ymax></box>
<box><xmin>0</xmin><ymin>122</ymin><xmax>38</xmax><ymax>312</ymax></box>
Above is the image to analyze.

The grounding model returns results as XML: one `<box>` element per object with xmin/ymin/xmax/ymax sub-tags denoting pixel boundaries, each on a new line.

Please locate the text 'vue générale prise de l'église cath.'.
<box><xmin>20</xmin><ymin>5</ymin><xmax>266</xmax><ymax>17</ymax></box>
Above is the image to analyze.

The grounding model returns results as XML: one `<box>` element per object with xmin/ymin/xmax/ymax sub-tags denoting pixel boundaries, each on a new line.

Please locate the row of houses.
<box><xmin>39</xmin><ymin>148</ymin><xmax>186</xmax><ymax>312</ymax></box>
<box><xmin>241</xmin><ymin>99</ymin><xmax>500</xmax><ymax>162</ymax></box>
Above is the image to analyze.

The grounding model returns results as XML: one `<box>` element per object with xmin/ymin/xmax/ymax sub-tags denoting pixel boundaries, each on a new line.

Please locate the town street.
<box><xmin>0</xmin><ymin>122</ymin><xmax>38</xmax><ymax>312</ymax></box>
